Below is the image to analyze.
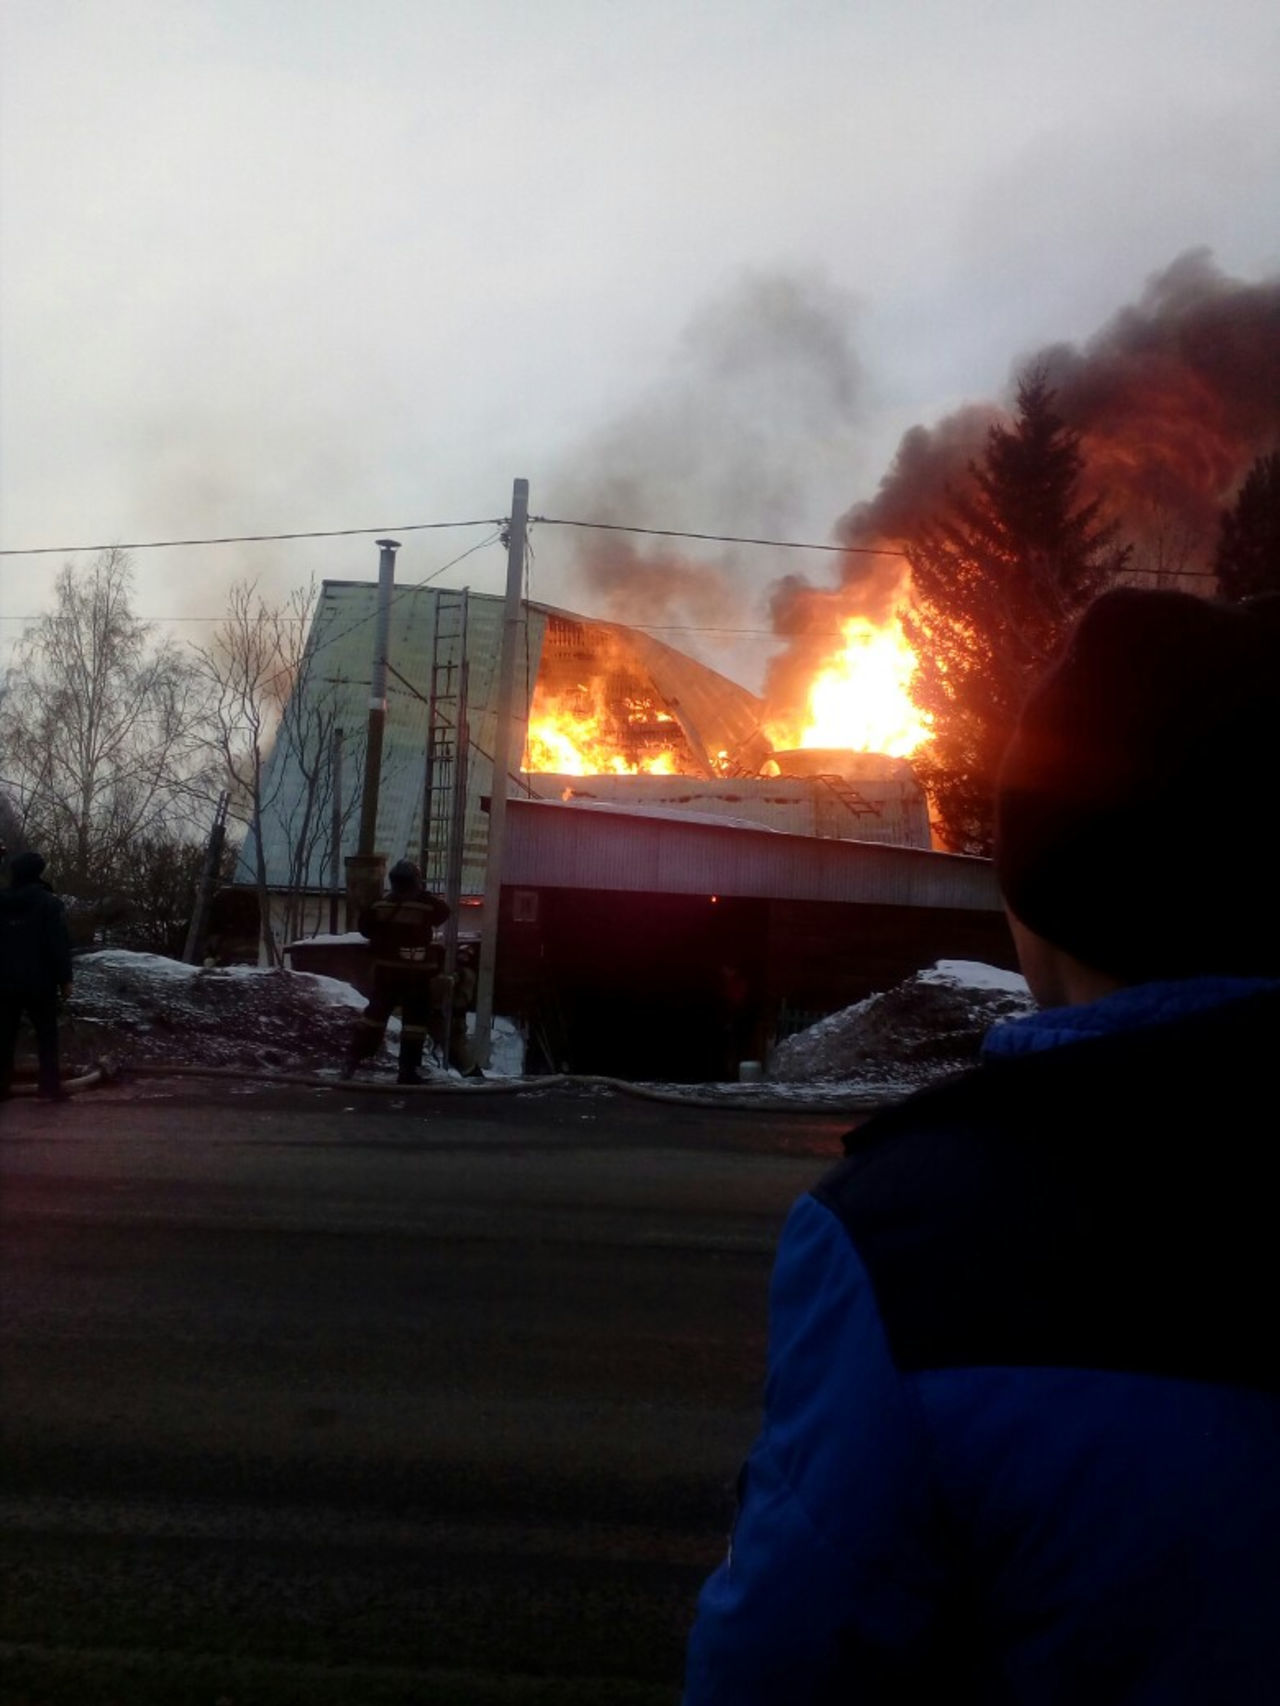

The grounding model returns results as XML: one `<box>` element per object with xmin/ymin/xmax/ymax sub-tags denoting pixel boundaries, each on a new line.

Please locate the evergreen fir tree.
<box><xmin>1215</xmin><ymin>451</ymin><xmax>1280</xmax><ymax>602</ymax></box>
<box><xmin>902</xmin><ymin>371</ymin><xmax>1130</xmax><ymax>854</ymax></box>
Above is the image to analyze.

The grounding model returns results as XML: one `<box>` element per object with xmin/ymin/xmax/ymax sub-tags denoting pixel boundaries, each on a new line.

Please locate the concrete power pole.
<box><xmin>473</xmin><ymin>479</ymin><xmax>529</xmax><ymax>1067</ymax></box>
<box><xmin>328</xmin><ymin>725</ymin><xmax>344</xmax><ymax>934</ymax></box>
<box><xmin>346</xmin><ymin>538</ymin><xmax>398</xmax><ymax>921</ymax></box>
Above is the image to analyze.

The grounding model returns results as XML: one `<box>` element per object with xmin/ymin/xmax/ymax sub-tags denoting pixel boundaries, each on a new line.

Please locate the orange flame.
<box><xmin>766</xmin><ymin>614</ymin><xmax>931</xmax><ymax>758</ymax></box>
<box><xmin>523</xmin><ymin>682</ymin><xmax>685</xmax><ymax>775</ymax></box>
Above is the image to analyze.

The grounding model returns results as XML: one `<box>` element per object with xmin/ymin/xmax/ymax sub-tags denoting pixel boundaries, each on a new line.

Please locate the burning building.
<box><xmin>246</xmin><ymin>578</ymin><xmax>1009</xmax><ymax>1077</ymax></box>
<box><xmin>245</xmin><ymin>579</ymin><xmax>938</xmax><ymax>913</ymax></box>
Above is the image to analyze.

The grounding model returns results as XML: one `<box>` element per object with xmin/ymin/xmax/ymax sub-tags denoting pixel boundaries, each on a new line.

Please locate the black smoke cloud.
<box><xmin>843</xmin><ymin>250</ymin><xmax>1280</xmax><ymax>566</ymax></box>
<box><xmin>1044</xmin><ymin>249</ymin><xmax>1280</xmax><ymax>546</ymax></box>
<box><xmin>760</xmin><ymin>251</ymin><xmax>1280</xmax><ymax>728</ymax></box>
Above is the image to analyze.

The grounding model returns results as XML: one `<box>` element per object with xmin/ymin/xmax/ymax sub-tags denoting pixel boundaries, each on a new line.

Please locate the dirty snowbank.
<box><xmin>769</xmin><ymin>959</ymin><xmax>1034</xmax><ymax>1092</ymax></box>
<box><xmin>46</xmin><ymin>950</ymin><xmax>1029</xmax><ymax>1103</ymax></box>
<box><xmin>63</xmin><ymin>951</ymin><xmax>371</xmax><ymax>1074</ymax></box>
<box><xmin>58</xmin><ymin>950</ymin><xmax>525</xmax><ymax>1082</ymax></box>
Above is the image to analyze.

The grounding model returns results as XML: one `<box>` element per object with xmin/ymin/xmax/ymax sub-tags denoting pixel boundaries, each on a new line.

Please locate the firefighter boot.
<box><xmin>398</xmin><ymin>1027</ymin><xmax>427</xmax><ymax>1086</ymax></box>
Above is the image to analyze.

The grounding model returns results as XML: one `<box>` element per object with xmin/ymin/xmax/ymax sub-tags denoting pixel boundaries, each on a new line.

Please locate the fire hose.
<box><xmin>49</xmin><ymin>1058</ymin><xmax>890</xmax><ymax>1115</ymax></box>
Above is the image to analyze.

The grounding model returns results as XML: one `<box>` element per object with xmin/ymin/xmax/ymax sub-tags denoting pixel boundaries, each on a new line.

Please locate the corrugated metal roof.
<box><xmin>526</xmin><ymin>602</ymin><xmax>770</xmax><ymax>775</ymax></box>
<box><xmin>503</xmin><ymin>797</ymin><xmax>1001</xmax><ymax>912</ymax></box>
<box><xmin>242</xmin><ymin>582</ymin><xmax>773</xmax><ymax>895</ymax></box>
<box><xmin>538</xmin><ymin>772</ymin><xmax>930</xmax><ymax>848</ymax></box>
<box><xmin>581</xmin><ymin>619</ymin><xmax>773</xmax><ymax>775</ymax></box>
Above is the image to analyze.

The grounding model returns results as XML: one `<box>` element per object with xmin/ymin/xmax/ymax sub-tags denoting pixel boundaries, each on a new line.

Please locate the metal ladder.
<box><xmin>419</xmin><ymin>589</ymin><xmax>470</xmax><ymax>977</ymax></box>
<box><xmin>814</xmin><ymin>772</ymin><xmax>882</xmax><ymax>836</ymax></box>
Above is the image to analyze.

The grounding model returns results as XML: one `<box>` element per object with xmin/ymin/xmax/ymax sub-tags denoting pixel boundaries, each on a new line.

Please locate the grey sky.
<box><xmin>2</xmin><ymin>0</ymin><xmax>1277</xmax><ymax>686</ymax></box>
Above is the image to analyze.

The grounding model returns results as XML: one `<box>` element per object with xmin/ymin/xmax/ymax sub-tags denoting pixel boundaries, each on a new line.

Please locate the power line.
<box><xmin>533</xmin><ymin>515</ymin><xmax>906</xmax><ymax>558</ymax></box>
<box><xmin>0</xmin><ymin>612</ymin><xmax>861</xmax><ymax>640</ymax></box>
<box><xmin>0</xmin><ymin>513</ymin><xmax>900</xmax><ymax>561</ymax></box>
<box><xmin>0</xmin><ymin>532</ymin><xmax>503</xmax><ymax>636</ymax></box>
<box><xmin>0</xmin><ymin>613</ymin><xmax>307</xmax><ymax>623</ymax></box>
<box><xmin>0</xmin><ymin>518</ymin><xmax>504</xmax><ymax>558</ymax></box>
<box><xmin>301</xmin><ymin>530</ymin><xmax>504</xmax><ymax>668</ymax></box>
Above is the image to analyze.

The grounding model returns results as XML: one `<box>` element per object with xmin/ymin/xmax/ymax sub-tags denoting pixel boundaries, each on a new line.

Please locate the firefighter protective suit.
<box><xmin>344</xmin><ymin>862</ymin><xmax>450</xmax><ymax>1084</ymax></box>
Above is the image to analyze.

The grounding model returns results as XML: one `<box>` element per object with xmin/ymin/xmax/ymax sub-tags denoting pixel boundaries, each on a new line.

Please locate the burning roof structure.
<box><xmin>243</xmin><ymin>579</ymin><xmax>933</xmax><ymax>903</ymax></box>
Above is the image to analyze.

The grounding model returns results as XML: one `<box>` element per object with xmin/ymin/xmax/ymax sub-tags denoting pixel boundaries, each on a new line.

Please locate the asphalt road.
<box><xmin>0</xmin><ymin>1080</ymin><xmax>852</xmax><ymax>1705</ymax></box>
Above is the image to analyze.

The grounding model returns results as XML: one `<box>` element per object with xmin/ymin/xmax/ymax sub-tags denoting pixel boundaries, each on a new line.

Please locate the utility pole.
<box><xmin>346</xmin><ymin>539</ymin><xmax>398</xmax><ymax>922</ymax></box>
<box><xmin>328</xmin><ymin>725</ymin><xmax>344</xmax><ymax>934</ymax></box>
<box><xmin>183</xmin><ymin>791</ymin><xmax>229</xmax><ymax>964</ymax></box>
<box><xmin>473</xmin><ymin>479</ymin><xmax>528</xmax><ymax>1066</ymax></box>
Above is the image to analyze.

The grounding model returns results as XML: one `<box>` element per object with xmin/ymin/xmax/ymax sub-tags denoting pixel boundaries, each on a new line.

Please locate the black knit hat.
<box><xmin>995</xmin><ymin>588</ymin><xmax>1280</xmax><ymax>983</ymax></box>
<box><xmin>388</xmin><ymin>859</ymin><xmax>421</xmax><ymax>891</ymax></box>
<box><xmin>8</xmin><ymin>850</ymin><xmax>46</xmax><ymax>885</ymax></box>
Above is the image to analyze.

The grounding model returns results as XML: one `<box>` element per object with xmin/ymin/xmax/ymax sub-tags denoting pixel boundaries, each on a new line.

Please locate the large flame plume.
<box><xmin>764</xmin><ymin>612</ymin><xmax>931</xmax><ymax>758</ymax></box>
<box><xmin>523</xmin><ymin>677</ymin><xmax>685</xmax><ymax>775</ymax></box>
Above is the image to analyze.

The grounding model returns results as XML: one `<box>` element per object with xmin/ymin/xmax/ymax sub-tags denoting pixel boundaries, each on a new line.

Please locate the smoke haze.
<box><xmin>546</xmin><ymin>272</ymin><xmax>868</xmax><ymax>675</ymax></box>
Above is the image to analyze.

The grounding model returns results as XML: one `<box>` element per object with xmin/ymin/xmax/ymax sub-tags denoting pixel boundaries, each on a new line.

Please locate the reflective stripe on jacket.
<box><xmin>357</xmin><ymin>893</ymin><xmax>449</xmax><ymax>976</ymax></box>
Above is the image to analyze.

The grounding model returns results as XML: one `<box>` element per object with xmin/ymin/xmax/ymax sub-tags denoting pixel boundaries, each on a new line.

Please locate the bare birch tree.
<box><xmin>0</xmin><ymin>549</ymin><xmax>209</xmax><ymax>896</ymax></box>
<box><xmin>194</xmin><ymin>578</ymin><xmax>360</xmax><ymax>964</ymax></box>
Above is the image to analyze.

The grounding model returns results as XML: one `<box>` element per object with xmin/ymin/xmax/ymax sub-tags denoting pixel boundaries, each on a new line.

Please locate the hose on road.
<box><xmin>112</xmin><ymin>1060</ymin><xmax>888</xmax><ymax>1115</ymax></box>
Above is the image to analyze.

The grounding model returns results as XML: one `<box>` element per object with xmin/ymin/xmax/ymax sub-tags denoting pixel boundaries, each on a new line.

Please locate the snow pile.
<box><xmin>64</xmin><ymin>950</ymin><xmax>373</xmax><ymax>1073</ymax></box>
<box><xmin>769</xmin><ymin>960</ymin><xmax>1034</xmax><ymax>1091</ymax></box>
<box><xmin>917</xmin><ymin>959</ymin><xmax>1031</xmax><ymax>996</ymax></box>
<box><xmin>55</xmin><ymin>950</ymin><xmax>526</xmax><ymax>1081</ymax></box>
<box><xmin>469</xmin><ymin>1013</ymin><xmax>525</xmax><ymax>1078</ymax></box>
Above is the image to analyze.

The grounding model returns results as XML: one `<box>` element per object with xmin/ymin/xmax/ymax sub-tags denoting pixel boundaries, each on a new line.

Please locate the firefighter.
<box><xmin>342</xmin><ymin>860</ymin><xmax>450</xmax><ymax>1085</ymax></box>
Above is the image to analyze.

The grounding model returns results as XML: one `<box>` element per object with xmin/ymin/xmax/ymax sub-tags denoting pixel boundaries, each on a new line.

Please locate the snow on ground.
<box><xmin>62</xmin><ymin>951</ymin><xmax>373</xmax><ymax>1074</ymax></box>
<box><xmin>471</xmin><ymin>1015</ymin><xmax>525</xmax><ymax>1078</ymax></box>
<box><xmin>769</xmin><ymin>960</ymin><xmax>1034</xmax><ymax>1093</ymax></box>
<box><xmin>32</xmin><ymin>950</ymin><xmax>1031</xmax><ymax>1104</ymax></box>
<box><xmin>286</xmin><ymin>932</ymin><xmax>368</xmax><ymax>948</ymax></box>
<box><xmin>918</xmin><ymin>959</ymin><xmax>1032</xmax><ymax>996</ymax></box>
<box><xmin>50</xmin><ymin>950</ymin><xmax>525</xmax><ymax>1083</ymax></box>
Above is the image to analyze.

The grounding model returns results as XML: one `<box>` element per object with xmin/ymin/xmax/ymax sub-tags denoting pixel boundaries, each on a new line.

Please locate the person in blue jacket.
<box><xmin>684</xmin><ymin>587</ymin><xmax>1280</xmax><ymax>1705</ymax></box>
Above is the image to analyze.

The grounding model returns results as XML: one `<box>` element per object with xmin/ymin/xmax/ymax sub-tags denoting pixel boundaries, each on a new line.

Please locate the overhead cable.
<box><xmin>292</xmin><ymin>530</ymin><xmax>504</xmax><ymax>668</ymax></box>
<box><xmin>532</xmin><ymin>515</ymin><xmax>906</xmax><ymax>558</ymax></box>
<box><xmin>0</xmin><ymin>518</ymin><xmax>505</xmax><ymax>558</ymax></box>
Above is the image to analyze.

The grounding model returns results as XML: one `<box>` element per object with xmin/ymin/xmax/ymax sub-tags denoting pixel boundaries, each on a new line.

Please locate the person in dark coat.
<box><xmin>343</xmin><ymin>859</ymin><xmax>450</xmax><ymax>1085</ymax></box>
<box><xmin>684</xmin><ymin>589</ymin><xmax>1280</xmax><ymax>1705</ymax></box>
<box><xmin>443</xmin><ymin>940</ymin><xmax>479</xmax><ymax>1074</ymax></box>
<box><xmin>0</xmin><ymin>849</ymin><xmax>74</xmax><ymax>1101</ymax></box>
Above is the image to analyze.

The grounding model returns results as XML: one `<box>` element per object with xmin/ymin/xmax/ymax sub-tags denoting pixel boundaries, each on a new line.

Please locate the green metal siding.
<box><xmin>243</xmin><ymin>582</ymin><xmax>547</xmax><ymax>897</ymax></box>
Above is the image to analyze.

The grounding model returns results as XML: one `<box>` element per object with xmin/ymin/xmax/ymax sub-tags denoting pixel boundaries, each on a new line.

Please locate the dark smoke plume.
<box><xmin>840</xmin><ymin>405</ymin><xmax>998</xmax><ymax>552</ymax></box>
<box><xmin>762</xmin><ymin>252</ymin><xmax>1280</xmax><ymax>728</ymax></box>
<box><xmin>1045</xmin><ymin>249</ymin><xmax>1280</xmax><ymax>556</ymax></box>
<box><xmin>847</xmin><ymin>251</ymin><xmax>1279</xmax><ymax>570</ymax></box>
<box><xmin>564</xmin><ymin>538</ymin><xmax>737</xmax><ymax>629</ymax></box>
